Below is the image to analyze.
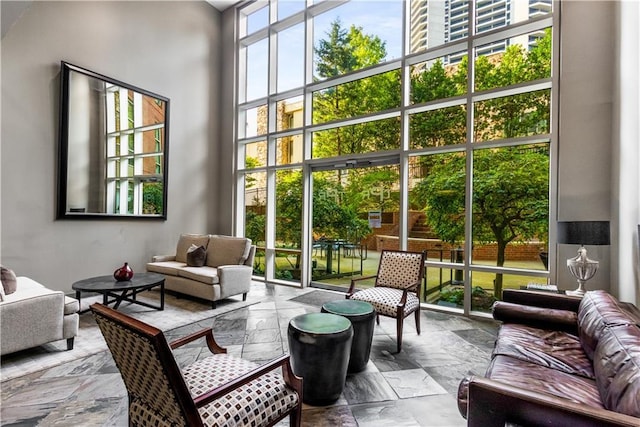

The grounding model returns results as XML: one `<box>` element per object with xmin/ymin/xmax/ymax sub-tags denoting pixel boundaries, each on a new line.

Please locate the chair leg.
<box><xmin>376</xmin><ymin>314</ymin><xmax>380</xmax><ymax>325</ymax></box>
<box><xmin>290</xmin><ymin>402</ymin><xmax>302</xmax><ymax>427</ymax></box>
<box><xmin>211</xmin><ymin>300</ymin><xmax>217</xmax><ymax>309</ymax></box>
<box><xmin>415</xmin><ymin>307</ymin><xmax>421</xmax><ymax>335</ymax></box>
<box><xmin>66</xmin><ymin>337</ymin><xmax>75</xmax><ymax>351</ymax></box>
<box><xmin>396</xmin><ymin>316</ymin><xmax>403</xmax><ymax>353</ymax></box>
<box><xmin>242</xmin><ymin>292</ymin><xmax>247</xmax><ymax>301</ymax></box>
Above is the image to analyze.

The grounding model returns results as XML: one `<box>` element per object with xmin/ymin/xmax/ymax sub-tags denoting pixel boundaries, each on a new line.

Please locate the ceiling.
<box><xmin>206</xmin><ymin>0</ymin><xmax>238</xmax><ymax>12</ymax></box>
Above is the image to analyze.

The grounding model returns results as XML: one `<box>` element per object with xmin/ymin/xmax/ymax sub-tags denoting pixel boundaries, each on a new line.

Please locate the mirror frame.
<box><xmin>57</xmin><ymin>61</ymin><xmax>170</xmax><ymax>220</ymax></box>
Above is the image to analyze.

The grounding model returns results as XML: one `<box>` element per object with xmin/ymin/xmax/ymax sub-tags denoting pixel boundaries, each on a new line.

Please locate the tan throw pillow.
<box><xmin>1</xmin><ymin>266</ymin><xmax>17</xmax><ymax>295</ymax></box>
<box><xmin>206</xmin><ymin>236</ymin><xmax>252</xmax><ymax>267</ymax></box>
<box><xmin>175</xmin><ymin>234</ymin><xmax>210</xmax><ymax>263</ymax></box>
<box><xmin>186</xmin><ymin>244</ymin><xmax>207</xmax><ymax>267</ymax></box>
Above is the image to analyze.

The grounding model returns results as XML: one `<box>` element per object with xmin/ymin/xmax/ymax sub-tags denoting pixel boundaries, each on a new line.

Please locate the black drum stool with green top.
<box><xmin>321</xmin><ymin>299</ymin><xmax>376</xmax><ymax>373</ymax></box>
<box><xmin>287</xmin><ymin>312</ymin><xmax>353</xmax><ymax>405</ymax></box>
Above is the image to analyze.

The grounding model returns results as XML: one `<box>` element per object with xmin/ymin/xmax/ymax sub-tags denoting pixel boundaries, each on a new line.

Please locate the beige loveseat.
<box><xmin>0</xmin><ymin>276</ymin><xmax>79</xmax><ymax>356</ymax></box>
<box><xmin>146</xmin><ymin>234</ymin><xmax>255</xmax><ymax>308</ymax></box>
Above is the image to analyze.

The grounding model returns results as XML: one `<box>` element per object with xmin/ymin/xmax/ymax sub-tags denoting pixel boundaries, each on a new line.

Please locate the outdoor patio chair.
<box><xmin>91</xmin><ymin>303</ymin><xmax>302</xmax><ymax>427</ymax></box>
<box><xmin>347</xmin><ymin>249</ymin><xmax>426</xmax><ymax>353</ymax></box>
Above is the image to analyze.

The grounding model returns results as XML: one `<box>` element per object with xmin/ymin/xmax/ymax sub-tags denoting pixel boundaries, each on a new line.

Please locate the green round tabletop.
<box><xmin>322</xmin><ymin>300</ymin><xmax>374</xmax><ymax>316</ymax></box>
<box><xmin>289</xmin><ymin>313</ymin><xmax>351</xmax><ymax>334</ymax></box>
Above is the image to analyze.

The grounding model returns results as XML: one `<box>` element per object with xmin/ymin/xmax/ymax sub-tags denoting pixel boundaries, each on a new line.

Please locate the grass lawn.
<box><xmin>255</xmin><ymin>249</ymin><xmax>547</xmax><ymax>306</ymax></box>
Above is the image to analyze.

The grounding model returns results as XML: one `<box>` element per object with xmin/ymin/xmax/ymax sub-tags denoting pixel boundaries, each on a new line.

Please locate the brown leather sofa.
<box><xmin>457</xmin><ymin>289</ymin><xmax>640</xmax><ymax>427</ymax></box>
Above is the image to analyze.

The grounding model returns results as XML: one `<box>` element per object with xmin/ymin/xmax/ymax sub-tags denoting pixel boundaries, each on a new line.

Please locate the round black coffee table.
<box><xmin>72</xmin><ymin>272</ymin><xmax>165</xmax><ymax>313</ymax></box>
<box><xmin>322</xmin><ymin>299</ymin><xmax>376</xmax><ymax>373</ymax></box>
<box><xmin>287</xmin><ymin>312</ymin><xmax>353</xmax><ymax>405</ymax></box>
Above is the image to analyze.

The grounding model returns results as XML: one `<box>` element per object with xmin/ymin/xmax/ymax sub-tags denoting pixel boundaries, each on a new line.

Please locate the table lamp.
<box><xmin>557</xmin><ymin>221</ymin><xmax>610</xmax><ymax>296</ymax></box>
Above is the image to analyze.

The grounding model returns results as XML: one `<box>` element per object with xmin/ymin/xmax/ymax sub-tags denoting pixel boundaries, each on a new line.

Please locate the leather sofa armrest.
<box><xmin>502</xmin><ymin>289</ymin><xmax>582</xmax><ymax>312</ymax></box>
<box><xmin>465</xmin><ymin>376</ymin><xmax>640</xmax><ymax>427</ymax></box>
<box><xmin>152</xmin><ymin>255</ymin><xmax>176</xmax><ymax>262</ymax></box>
<box><xmin>492</xmin><ymin>301</ymin><xmax>578</xmax><ymax>334</ymax></box>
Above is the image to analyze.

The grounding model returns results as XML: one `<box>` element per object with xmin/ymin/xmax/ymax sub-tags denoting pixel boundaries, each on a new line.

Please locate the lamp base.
<box><xmin>565</xmin><ymin>288</ymin><xmax>585</xmax><ymax>297</ymax></box>
<box><xmin>565</xmin><ymin>246</ymin><xmax>599</xmax><ymax>298</ymax></box>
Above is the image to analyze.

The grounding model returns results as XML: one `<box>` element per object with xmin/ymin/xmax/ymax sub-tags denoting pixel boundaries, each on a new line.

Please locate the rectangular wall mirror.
<box><xmin>57</xmin><ymin>61</ymin><xmax>169</xmax><ymax>219</ymax></box>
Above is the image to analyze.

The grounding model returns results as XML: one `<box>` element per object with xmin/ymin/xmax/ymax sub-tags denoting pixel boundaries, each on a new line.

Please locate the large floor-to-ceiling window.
<box><xmin>235</xmin><ymin>0</ymin><xmax>555</xmax><ymax>315</ymax></box>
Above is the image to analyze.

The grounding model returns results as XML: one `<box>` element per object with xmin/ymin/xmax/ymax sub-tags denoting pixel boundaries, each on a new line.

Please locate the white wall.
<box><xmin>556</xmin><ymin>1</ymin><xmax>614</xmax><ymax>294</ymax></box>
<box><xmin>217</xmin><ymin>6</ymin><xmax>237</xmax><ymax>236</ymax></box>
<box><xmin>555</xmin><ymin>1</ymin><xmax>638</xmax><ymax>305</ymax></box>
<box><xmin>1</xmin><ymin>1</ymin><xmax>222</xmax><ymax>291</ymax></box>
<box><xmin>612</xmin><ymin>0</ymin><xmax>640</xmax><ymax>304</ymax></box>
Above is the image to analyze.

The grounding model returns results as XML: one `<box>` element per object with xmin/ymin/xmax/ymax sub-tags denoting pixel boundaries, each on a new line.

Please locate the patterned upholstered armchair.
<box><xmin>347</xmin><ymin>250</ymin><xmax>426</xmax><ymax>353</ymax></box>
<box><xmin>91</xmin><ymin>303</ymin><xmax>302</xmax><ymax>427</ymax></box>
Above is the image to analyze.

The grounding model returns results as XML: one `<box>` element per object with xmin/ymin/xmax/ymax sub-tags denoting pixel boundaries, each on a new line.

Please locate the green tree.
<box><xmin>245</xmin><ymin>209</ymin><xmax>265</xmax><ymax>247</ymax></box>
<box><xmin>273</xmin><ymin>170</ymin><xmax>370</xmax><ymax>268</ymax></box>
<box><xmin>474</xmin><ymin>30</ymin><xmax>552</xmax><ymax>141</ymax></box>
<box><xmin>313</xmin><ymin>20</ymin><xmax>401</xmax><ymax>158</ymax></box>
<box><xmin>415</xmin><ymin>147</ymin><xmax>549</xmax><ymax>298</ymax></box>
<box><xmin>143</xmin><ymin>183</ymin><xmax>163</xmax><ymax>214</ymax></box>
<box><xmin>411</xmin><ymin>32</ymin><xmax>552</xmax><ymax>298</ymax></box>
<box><xmin>409</xmin><ymin>56</ymin><xmax>468</xmax><ymax>149</ymax></box>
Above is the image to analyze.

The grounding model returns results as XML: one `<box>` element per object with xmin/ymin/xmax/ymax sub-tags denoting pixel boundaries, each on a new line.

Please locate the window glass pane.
<box><xmin>312</xmin><ymin>164</ymin><xmax>399</xmax><ymax>288</ymax></box>
<box><xmin>449</xmin><ymin>0</ymin><xmax>470</xmax><ymax>41</ymax></box>
<box><xmin>142</xmin><ymin>182</ymin><xmax>163</xmax><ymax>214</ymax></box>
<box><xmin>244</xmin><ymin>140</ymin><xmax>267</xmax><ymax>169</ymax></box>
<box><xmin>244</xmin><ymin>171</ymin><xmax>267</xmax><ymax>277</ymax></box>
<box><xmin>276</xmin><ymin>135</ymin><xmax>303</xmax><ymax>165</ymax></box>
<box><xmin>139</xmin><ymin>96</ymin><xmax>166</xmax><ymax>127</ymax></box>
<box><xmin>467</xmin><ymin>272</ymin><xmax>498</xmax><ymax>313</ymax></box>
<box><xmin>475</xmin><ymin>28</ymin><xmax>552</xmax><ymax>91</ymax></box>
<box><xmin>424</xmin><ymin>263</ymin><xmax>465</xmax><ymax>307</ymax></box>
<box><xmin>139</xmin><ymin>129</ymin><xmax>162</xmax><ymax>156</ymax></box>
<box><xmin>312</xmin><ymin>69</ymin><xmax>401</xmax><ymax>124</ymax></box>
<box><xmin>247</xmin><ymin>5</ymin><xmax>269</xmax><ymax>34</ymax></box>
<box><xmin>475</xmin><ymin>0</ymin><xmax>551</xmax><ymax>35</ymax></box>
<box><xmin>410</xmin><ymin>53</ymin><xmax>467</xmax><ymax>104</ymax></box>
<box><xmin>471</xmin><ymin>144</ymin><xmax>549</xmax><ymax>297</ymax></box>
<box><xmin>474</xmin><ymin>89</ymin><xmax>550</xmax><ymax>141</ymax></box>
<box><xmin>274</xmin><ymin>169</ymin><xmax>303</xmax><ymax>284</ymax></box>
<box><xmin>243</xmin><ymin>104</ymin><xmax>268</xmax><ymax>138</ymax></box>
<box><xmin>246</xmin><ymin>39</ymin><xmax>268</xmax><ymax>101</ymax></box>
<box><xmin>408</xmin><ymin>152</ymin><xmax>467</xmax><ymax>248</ymax></box>
<box><xmin>312</xmin><ymin>117</ymin><xmax>401</xmax><ymax>158</ymax></box>
<box><xmin>277</xmin><ymin>96</ymin><xmax>303</xmax><ymax>131</ymax></box>
<box><xmin>409</xmin><ymin>0</ymin><xmax>469</xmax><ymax>54</ymax></box>
<box><xmin>409</xmin><ymin>105</ymin><xmax>467</xmax><ymax>149</ymax></box>
<box><xmin>278</xmin><ymin>23</ymin><xmax>305</xmax><ymax>92</ymax></box>
<box><xmin>409</xmin><ymin>151</ymin><xmax>466</xmax><ymax>304</ymax></box>
<box><xmin>278</xmin><ymin>0</ymin><xmax>305</xmax><ymax>21</ymax></box>
<box><xmin>127</xmin><ymin>178</ymin><xmax>134</xmax><ymax>214</ymax></box>
<box><xmin>470</xmin><ymin>272</ymin><xmax>547</xmax><ymax>312</ymax></box>
<box><xmin>313</xmin><ymin>1</ymin><xmax>402</xmax><ymax>81</ymax></box>
<box><xmin>140</xmin><ymin>153</ymin><xmax>163</xmax><ymax>176</ymax></box>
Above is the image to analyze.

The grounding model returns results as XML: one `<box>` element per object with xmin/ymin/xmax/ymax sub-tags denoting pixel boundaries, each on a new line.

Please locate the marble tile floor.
<box><xmin>0</xmin><ymin>282</ymin><xmax>499</xmax><ymax>426</ymax></box>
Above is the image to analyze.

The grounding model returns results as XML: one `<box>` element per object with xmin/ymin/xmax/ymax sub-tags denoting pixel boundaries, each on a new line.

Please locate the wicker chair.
<box><xmin>91</xmin><ymin>303</ymin><xmax>302</xmax><ymax>427</ymax></box>
<box><xmin>347</xmin><ymin>250</ymin><xmax>426</xmax><ymax>353</ymax></box>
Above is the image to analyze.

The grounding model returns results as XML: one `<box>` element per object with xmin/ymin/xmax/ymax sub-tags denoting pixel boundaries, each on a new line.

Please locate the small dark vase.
<box><xmin>114</xmin><ymin>262</ymin><xmax>134</xmax><ymax>282</ymax></box>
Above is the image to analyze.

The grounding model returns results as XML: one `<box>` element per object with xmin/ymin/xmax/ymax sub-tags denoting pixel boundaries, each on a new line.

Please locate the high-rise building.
<box><xmin>410</xmin><ymin>0</ymin><xmax>552</xmax><ymax>64</ymax></box>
